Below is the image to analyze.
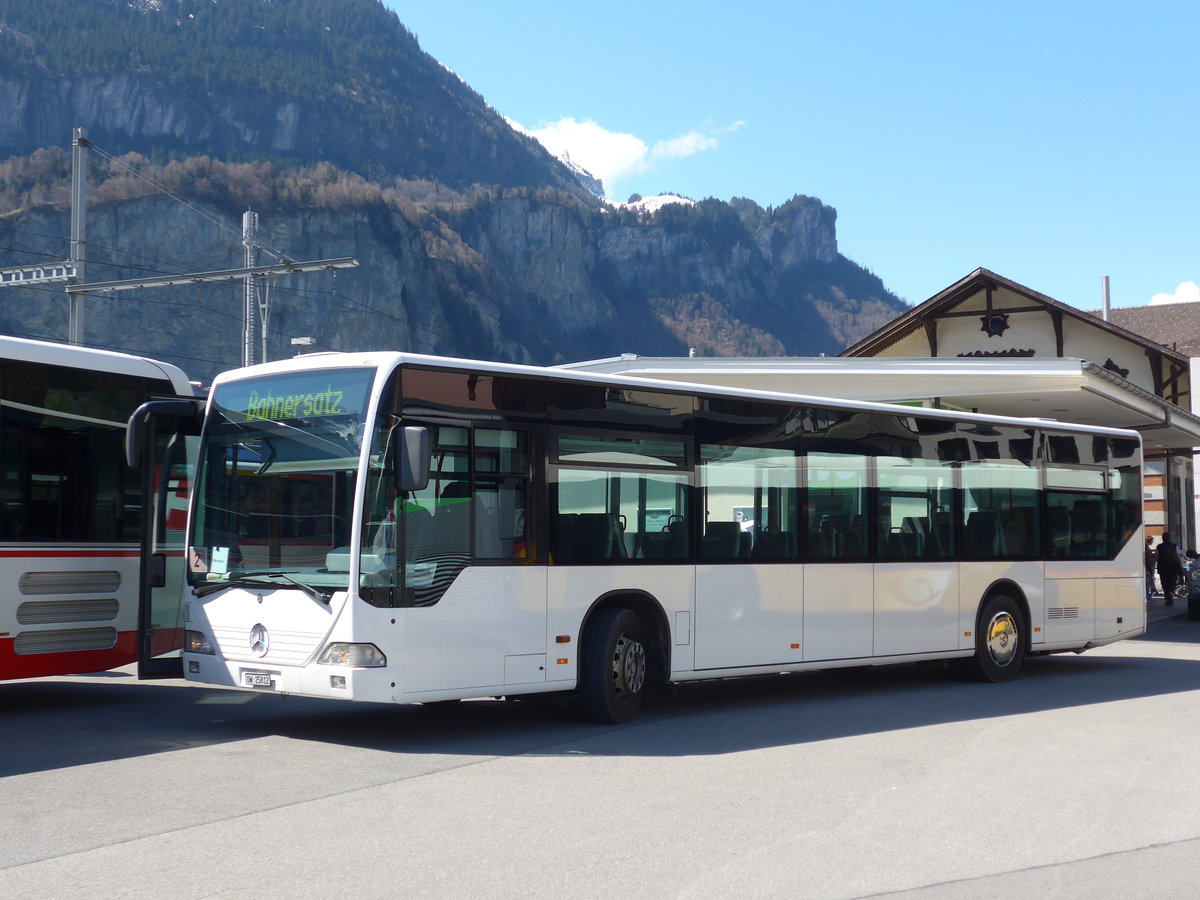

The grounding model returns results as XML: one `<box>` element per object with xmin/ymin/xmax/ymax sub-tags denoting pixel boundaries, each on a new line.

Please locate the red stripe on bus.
<box><xmin>0</xmin><ymin>549</ymin><xmax>142</xmax><ymax>559</ymax></box>
<box><xmin>0</xmin><ymin>631</ymin><xmax>137</xmax><ymax>681</ymax></box>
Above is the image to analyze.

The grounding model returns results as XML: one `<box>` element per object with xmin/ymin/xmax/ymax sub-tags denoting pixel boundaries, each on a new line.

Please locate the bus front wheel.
<box><xmin>579</xmin><ymin>607</ymin><xmax>647</xmax><ymax>724</ymax></box>
<box><xmin>961</xmin><ymin>594</ymin><xmax>1026</xmax><ymax>683</ymax></box>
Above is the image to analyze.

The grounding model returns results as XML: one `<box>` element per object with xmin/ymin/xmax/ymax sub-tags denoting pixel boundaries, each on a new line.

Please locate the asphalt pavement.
<box><xmin>3</xmin><ymin>596</ymin><xmax>1200</xmax><ymax>898</ymax></box>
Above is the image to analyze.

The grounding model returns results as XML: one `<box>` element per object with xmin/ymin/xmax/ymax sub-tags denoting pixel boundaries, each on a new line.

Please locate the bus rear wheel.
<box><xmin>960</xmin><ymin>594</ymin><xmax>1026</xmax><ymax>682</ymax></box>
<box><xmin>579</xmin><ymin>607</ymin><xmax>647</xmax><ymax>724</ymax></box>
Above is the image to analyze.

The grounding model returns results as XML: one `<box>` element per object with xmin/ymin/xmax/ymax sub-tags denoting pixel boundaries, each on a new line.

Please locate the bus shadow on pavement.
<box><xmin>1130</xmin><ymin>615</ymin><xmax>1200</xmax><ymax>643</ymax></box>
<box><xmin>4</xmin><ymin>621</ymin><xmax>1200</xmax><ymax>774</ymax></box>
<box><xmin>233</xmin><ymin>649</ymin><xmax>1200</xmax><ymax>759</ymax></box>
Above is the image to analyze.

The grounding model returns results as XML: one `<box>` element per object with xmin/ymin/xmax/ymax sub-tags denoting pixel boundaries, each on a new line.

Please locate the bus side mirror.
<box><xmin>125</xmin><ymin>398</ymin><xmax>203</xmax><ymax>467</ymax></box>
<box><xmin>396</xmin><ymin>426</ymin><xmax>431</xmax><ymax>492</ymax></box>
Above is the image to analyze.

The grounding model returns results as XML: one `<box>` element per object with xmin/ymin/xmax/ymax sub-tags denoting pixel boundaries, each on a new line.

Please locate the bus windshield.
<box><xmin>188</xmin><ymin>368</ymin><xmax>375</xmax><ymax>593</ymax></box>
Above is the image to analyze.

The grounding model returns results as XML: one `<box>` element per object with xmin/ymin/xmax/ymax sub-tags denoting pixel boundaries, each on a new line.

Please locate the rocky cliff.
<box><xmin>0</xmin><ymin>171</ymin><xmax>902</xmax><ymax>383</ymax></box>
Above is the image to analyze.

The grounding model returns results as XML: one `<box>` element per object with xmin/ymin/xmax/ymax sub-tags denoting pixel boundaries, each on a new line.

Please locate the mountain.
<box><xmin>0</xmin><ymin>0</ymin><xmax>908</xmax><ymax>383</ymax></box>
<box><xmin>0</xmin><ymin>0</ymin><xmax>590</xmax><ymax>196</ymax></box>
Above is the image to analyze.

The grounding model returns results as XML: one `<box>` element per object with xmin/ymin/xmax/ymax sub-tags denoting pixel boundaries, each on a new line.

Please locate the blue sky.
<box><xmin>384</xmin><ymin>1</ymin><xmax>1199</xmax><ymax>311</ymax></box>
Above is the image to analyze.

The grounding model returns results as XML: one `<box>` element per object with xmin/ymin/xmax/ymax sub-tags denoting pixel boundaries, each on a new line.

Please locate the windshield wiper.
<box><xmin>193</xmin><ymin>570</ymin><xmax>333</xmax><ymax>603</ymax></box>
<box><xmin>253</xmin><ymin>439</ymin><xmax>277</xmax><ymax>475</ymax></box>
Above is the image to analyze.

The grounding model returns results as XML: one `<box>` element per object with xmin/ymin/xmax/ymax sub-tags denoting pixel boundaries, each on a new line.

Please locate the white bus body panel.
<box><xmin>873</xmin><ymin>562</ymin><xmax>960</xmax><ymax>657</ymax></box>
<box><xmin>402</xmin><ymin>566</ymin><xmax>547</xmax><ymax>695</ymax></box>
<box><xmin>1095</xmin><ymin>577</ymin><xmax>1143</xmax><ymax>641</ymax></box>
<box><xmin>1044</xmin><ymin>535</ymin><xmax>1144</xmax><ymax>646</ymax></box>
<box><xmin>804</xmin><ymin>564</ymin><xmax>873</xmax><ymax>661</ymax></box>
<box><xmin>694</xmin><ymin>564</ymin><xmax>806</xmax><ymax>670</ymax></box>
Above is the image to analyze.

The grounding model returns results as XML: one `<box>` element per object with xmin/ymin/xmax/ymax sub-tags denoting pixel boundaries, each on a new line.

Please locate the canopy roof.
<box><xmin>561</xmin><ymin>355</ymin><xmax>1200</xmax><ymax>452</ymax></box>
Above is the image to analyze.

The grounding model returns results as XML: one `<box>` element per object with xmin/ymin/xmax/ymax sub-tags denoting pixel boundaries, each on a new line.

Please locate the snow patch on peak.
<box><xmin>555</xmin><ymin>150</ymin><xmax>605</xmax><ymax>198</ymax></box>
<box><xmin>613</xmin><ymin>194</ymin><xmax>696</xmax><ymax>214</ymax></box>
<box><xmin>506</xmin><ymin>117</ymin><xmax>606</xmax><ymax>198</ymax></box>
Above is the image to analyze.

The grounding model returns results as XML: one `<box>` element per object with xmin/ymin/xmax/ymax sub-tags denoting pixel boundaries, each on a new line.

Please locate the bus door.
<box><xmin>126</xmin><ymin>399</ymin><xmax>203</xmax><ymax>678</ymax></box>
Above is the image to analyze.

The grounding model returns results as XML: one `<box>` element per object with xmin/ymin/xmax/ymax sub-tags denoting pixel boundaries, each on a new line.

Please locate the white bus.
<box><xmin>0</xmin><ymin>335</ymin><xmax>196</xmax><ymax>681</ymax></box>
<box><xmin>164</xmin><ymin>351</ymin><xmax>1145</xmax><ymax>722</ymax></box>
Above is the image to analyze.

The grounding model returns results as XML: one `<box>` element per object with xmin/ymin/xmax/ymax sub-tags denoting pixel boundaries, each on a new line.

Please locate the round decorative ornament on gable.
<box><xmin>981</xmin><ymin>313</ymin><xmax>1010</xmax><ymax>337</ymax></box>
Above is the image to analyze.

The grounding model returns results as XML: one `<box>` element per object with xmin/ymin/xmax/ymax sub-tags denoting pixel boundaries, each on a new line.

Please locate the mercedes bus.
<box><xmin>148</xmin><ymin>351</ymin><xmax>1145</xmax><ymax>721</ymax></box>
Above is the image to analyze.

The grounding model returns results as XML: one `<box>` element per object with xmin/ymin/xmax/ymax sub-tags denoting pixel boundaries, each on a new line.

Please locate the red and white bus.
<box><xmin>0</xmin><ymin>335</ymin><xmax>196</xmax><ymax>681</ymax></box>
<box><xmin>158</xmin><ymin>351</ymin><xmax>1146</xmax><ymax>721</ymax></box>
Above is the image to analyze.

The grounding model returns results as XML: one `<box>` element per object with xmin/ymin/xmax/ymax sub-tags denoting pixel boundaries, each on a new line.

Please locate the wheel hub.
<box><xmin>985</xmin><ymin>611</ymin><xmax>1018</xmax><ymax>667</ymax></box>
<box><xmin>612</xmin><ymin>634</ymin><xmax>646</xmax><ymax>698</ymax></box>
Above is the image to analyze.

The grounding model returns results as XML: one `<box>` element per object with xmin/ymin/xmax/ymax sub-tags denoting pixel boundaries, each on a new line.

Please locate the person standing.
<box><xmin>1145</xmin><ymin>535</ymin><xmax>1158</xmax><ymax>599</ymax></box>
<box><xmin>1157</xmin><ymin>533</ymin><xmax>1185</xmax><ymax>606</ymax></box>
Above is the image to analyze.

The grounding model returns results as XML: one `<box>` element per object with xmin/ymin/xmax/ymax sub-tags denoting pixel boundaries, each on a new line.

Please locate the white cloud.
<box><xmin>1150</xmin><ymin>281</ymin><xmax>1200</xmax><ymax>305</ymax></box>
<box><xmin>510</xmin><ymin>117</ymin><xmax>649</xmax><ymax>193</ymax></box>
<box><xmin>652</xmin><ymin>131</ymin><xmax>717</xmax><ymax>159</ymax></box>
<box><xmin>510</xmin><ymin>116</ymin><xmax>742</xmax><ymax>198</ymax></box>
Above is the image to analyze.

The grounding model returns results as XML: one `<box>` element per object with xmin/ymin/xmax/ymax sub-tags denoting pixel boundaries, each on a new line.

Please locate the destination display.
<box><xmin>214</xmin><ymin>368</ymin><xmax>375</xmax><ymax>423</ymax></box>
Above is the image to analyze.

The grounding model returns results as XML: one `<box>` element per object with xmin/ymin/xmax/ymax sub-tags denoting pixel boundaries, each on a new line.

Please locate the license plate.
<box><xmin>244</xmin><ymin>672</ymin><xmax>275</xmax><ymax>688</ymax></box>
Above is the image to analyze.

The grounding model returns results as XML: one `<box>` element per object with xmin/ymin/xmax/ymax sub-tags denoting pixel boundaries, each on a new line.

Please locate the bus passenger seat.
<box><xmin>642</xmin><ymin>520</ymin><xmax>686</xmax><ymax>559</ymax></box>
<box><xmin>551</xmin><ymin>513</ymin><xmax>577</xmax><ymax>560</ymax></box>
<box><xmin>839</xmin><ymin>516</ymin><xmax>865</xmax><ymax>557</ymax></box>
<box><xmin>805</xmin><ymin>526</ymin><xmax>836</xmax><ymax>559</ymax></box>
<box><xmin>1046</xmin><ymin>506</ymin><xmax>1071</xmax><ymax>556</ymax></box>
<box><xmin>752</xmin><ymin>530</ymin><xmax>794</xmax><ymax>559</ymax></box>
<box><xmin>441</xmin><ymin>480</ymin><xmax>471</xmax><ymax>499</ymax></box>
<box><xmin>701</xmin><ymin>521</ymin><xmax>743</xmax><ymax>559</ymax></box>
<box><xmin>965</xmin><ymin>510</ymin><xmax>1000</xmax><ymax>557</ymax></box>
<box><xmin>886</xmin><ymin>530</ymin><xmax>920</xmax><ymax>559</ymax></box>
<box><xmin>571</xmin><ymin>513</ymin><xmax>626</xmax><ymax>560</ymax></box>
<box><xmin>930</xmin><ymin>512</ymin><xmax>953</xmax><ymax>556</ymax></box>
<box><xmin>1002</xmin><ymin>518</ymin><xmax>1028</xmax><ymax>556</ymax></box>
<box><xmin>1069</xmin><ymin>500</ymin><xmax>1106</xmax><ymax>556</ymax></box>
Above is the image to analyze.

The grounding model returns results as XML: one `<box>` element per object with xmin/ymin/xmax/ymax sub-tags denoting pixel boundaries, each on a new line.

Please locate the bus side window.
<box><xmin>474</xmin><ymin>429</ymin><xmax>530</xmax><ymax>561</ymax></box>
<box><xmin>699</xmin><ymin>444</ymin><xmax>799</xmax><ymax>562</ymax></box>
<box><xmin>553</xmin><ymin>468</ymin><xmax>687</xmax><ymax>562</ymax></box>
<box><xmin>961</xmin><ymin>460</ymin><xmax>1039</xmax><ymax>560</ymax></box>
<box><xmin>1044</xmin><ymin>464</ymin><xmax>1108</xmax><ymax>559</ymax></box>
<box><xmin>805</xmin><ymin>453</ymin><xmax>868</xmax><ymax>561</ymax></box>
<box><xmin>875</xmin><ymin>456</ymin><xmax>954</xmax><ymax>561</ymax></box>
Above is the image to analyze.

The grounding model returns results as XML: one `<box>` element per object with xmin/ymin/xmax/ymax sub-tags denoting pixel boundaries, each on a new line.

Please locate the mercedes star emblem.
<box><xmin>249</xmin><ymin>623</ymin><xmax>269</xmax><ymax>657</ymax></box>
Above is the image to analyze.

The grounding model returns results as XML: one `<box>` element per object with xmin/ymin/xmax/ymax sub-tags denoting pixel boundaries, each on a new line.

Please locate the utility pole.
<box><xmin>242</xmin><ymin>210</ymin><xmax>258</xmax><ymax>367</ymax></box>
<box><xmin>0</xmin><ymin>128</ymin><xmax>87</xmax><ymax>340</ymax></box>
<box><xmin>67</xmin><ymin>127</ymin><xmax>89</xmax><ymax>345</ymax></box>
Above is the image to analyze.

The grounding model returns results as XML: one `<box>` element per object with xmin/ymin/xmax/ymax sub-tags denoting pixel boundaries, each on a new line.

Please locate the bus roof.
<box><xmin>209</xmin><ymin>350</ymin><xmax>1141</xmax><ymax>441</ymax></box>
<box><xmin>0</xmin><ymin>333</ymin><xmax>192</xmax><ymax>394</ymax></box>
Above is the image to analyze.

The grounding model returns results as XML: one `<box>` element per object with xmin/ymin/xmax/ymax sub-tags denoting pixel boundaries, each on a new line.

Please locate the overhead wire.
<box><xmin>0</xmin><ymin>243</ymin><xmax>68</xmax><ymax>263</ymax></box>
<box><xmin>0</xmin><ymin>250</ymin><xmax>308</xmax><ymax>367</ymax></box>
<box><xmin>0</xmin><ymin>239</ymin><xmax>439</xmax><ymax>347</ymax></box>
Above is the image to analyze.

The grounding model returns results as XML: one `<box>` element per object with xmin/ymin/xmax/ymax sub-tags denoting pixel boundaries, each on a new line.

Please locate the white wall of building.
<box><xmin>882</xmin><ymin>285</ymin><xmax>1160</xmax><ymax>393</ymax></box>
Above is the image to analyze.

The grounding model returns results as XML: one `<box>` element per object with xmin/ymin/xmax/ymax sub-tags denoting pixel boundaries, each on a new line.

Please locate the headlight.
<box><xmin>317</xmin><ymin>642</ymin><xmax>386</xmax><ymax>667</ymax></box>
<box><xmin>185</xmin><ymin>630</ymin><xmax>215</xmax><ymax>654</ymax></box>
